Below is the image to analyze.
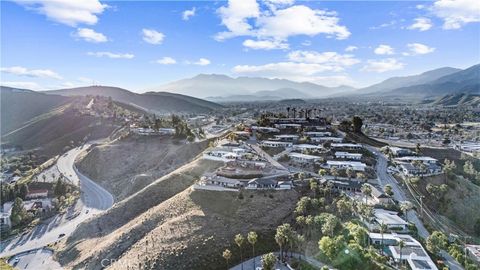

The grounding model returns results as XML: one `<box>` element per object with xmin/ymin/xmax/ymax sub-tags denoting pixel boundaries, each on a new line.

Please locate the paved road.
<box><xmin>366</xmin><ymin>145</ymin><xmax>464</xmax><ymax>270</ymax></box>
<box><xmin>251</xmin><ymin>144</ymin><xmax>288</xmax><ymax>171</ymax></box>
<box><xmin>0</xmin><ymin>144</ymin><xmax>114</xmax><ymax>258</ymax></box>
<box><xmin>8</xmin><ymin>248</ymin><xmax>61</xmax><ymax>270</ymax></box>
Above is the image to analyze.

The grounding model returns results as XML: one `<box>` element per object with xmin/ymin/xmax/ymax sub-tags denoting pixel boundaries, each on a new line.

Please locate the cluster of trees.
<box><xmin>462</xmin><ymin>160</ymin><xmax>480</xmax><ymax>185</ymax></box>
<box><xmin>52</xmin><ymin>178</ymin><xmax>78</xmax><ymax>211</ymax></box>
<box><xmin>222</xmin><ymin>231</ymin><xmax>259</xmax><ymax>269</ymax></box>
<box><xmin>10</xmin><ymin>197</ymin><xmax>34</xmax><ymax>227</ymax></box>
<box><xmin>0</xmin><ymin>182</ymin><xmax>29</xmax><ymax>205</ymax></box>
<box><xmin>428</xmin><ymin>231</ymin><xmax>478</xmax><ymax>270</ymax></box>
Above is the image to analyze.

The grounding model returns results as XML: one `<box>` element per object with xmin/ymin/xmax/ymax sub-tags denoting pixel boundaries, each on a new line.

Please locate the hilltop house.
<box><xmin>331</xmin><ymin>143</ymin><xmax>363</xmax><ymax>150</ymax></box>
<box><xmin>373</xmin><ymin>209</ymin><xmax>408</xmax><ymax>230</ymax></box>
<box><xmin>326</xmin><ymin>160</ymin><xmax>367</xmax><ymax>171</ymax></box>
<box><xmin>274</xmin><ymin>134</ymin><xmax>299</xmax><ymax>142</ymax></box>
<box><xmin>335</xmin><ymin>151</ymin><xmax>362</xmax><ymax>160</ymax></box>
<box><xmin>288</xmin><ymin>153</ymin><xmax>322</xmax><ymax>164</ymax></box>
<box><xmin>261</xmin><ymin>140</ymin><xmax>293</xmax><ymax>148</ymax></box>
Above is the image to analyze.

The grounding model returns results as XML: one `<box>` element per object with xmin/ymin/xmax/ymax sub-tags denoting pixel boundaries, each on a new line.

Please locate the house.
<box><xmin>399</xmin><ymin>163</ymin><xmax>423</xmax><ymax>176</ymax></box>
<box><xmin>369</xmin><ymin>233</ymin><xmax>438</xmax><ymax>270</ymax></box>
<box><xmin>261</xmin><ymin>141</ymin><xmax>293</xmax><ymax>148</ymax></box>
<box><xmin>274</xmin><ymin>123</ymin><xmax>302</xmax><ymax>129</ymax></box>
<box><xmin>203</xmin><ymin>150</ymin><xmax>239</xmax><ymax>162</ymax></box>
<box><xmin>395</xmin><ymin>156</ymin><xmax>438</xmax><ymax>164</ymax></box>
<box><xmin>158</xmin><ymin>128</ymin><xmax>175</xmax><ymax>135</ymax></box>
<box><xmin>399</xmin><ymin>162</ymin><xmax>442</xmax><ymax>176</ymax></box>
<box><xmin>274</xmin><ymin>134</ymin><xmax>299</xmax><ymax>142</ymax></box>
<box><xmin>325</xmin><ymin>179</ymin><xmax>363</xmax><ymax>193</ymax></box>
<box><xmin>326</xmin><ymin>160</ymin><xmax>367</xmax><ymax>171</ymax></box>
<box><xmin>389</xmin><ymin>147</ymin><xmax>413</xmax><ymax>157</ymax></box>
<box><xmin>288</xmin><ymin>153</ymin><xmax>322</xmax><ymax>163</ymax></box>
<box><xmin>369</xmin><ymin>185</ymin><xmax>392</xmax><ymax>205</ymax></box>
<box><xmin>335</xmin><ymin>151</ymin><xmax>362</xmax><ymax>160</ymax></box>
<box><xmin>373</xmin><ymin>209</ymin><xmax>408</xmax><ymax>230</ymax></box>
<box><xmin>331</xmin><ymin>143</ymin><xmax>363</xmax><ymax>150</ymax></box>
<box><xmin>293</xmin><ymin>144</ymin><xmax>322</xmax><ymax>151</ymax></box>
<box><xmin>310</xmin><ymin>136</ymin><xmax>343</xmax><ymax>143</ymax></box>
<box><xmin>304</xmin><ymin>131</ymin><xmax>332</xmax><ymax>137</ymax></box>
<box><xmin>200</xmin><ymin>176</ymin><xmax>243</xmax><ymax>188</ymax></box>
<box><xmin>246</xmin><ymin>178</ymin><xmax>277</xmax><ymax>189</ymax></box>
<box><xmin>277</xmin><ymin>181</ymin><xmax>294</xmax><ymax>190</ymax></box>
<box><xmin>251</xmin><ymin>126</ymin><xmax>280</xmax><ymax>133</ymax></box>
<box><xmin>26</xmin><ymin>189</ymin><xmax>49</xmax><ymax>199</ymax></box>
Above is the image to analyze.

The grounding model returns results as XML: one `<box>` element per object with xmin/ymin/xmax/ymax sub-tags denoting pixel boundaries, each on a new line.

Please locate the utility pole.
<box><xmin>419</xmin><ymin>195</ymin><xmax>424</xmax><ymax>219</ymax></box>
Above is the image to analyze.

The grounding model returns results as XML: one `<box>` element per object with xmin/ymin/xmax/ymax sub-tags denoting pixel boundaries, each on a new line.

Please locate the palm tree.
<box><xmin>223</xmin><ymin>249</ymin><xmax>232</xmax><ymax>269</ymax></box>
<box><xmin>247</xmin><ymin>231</ymin><xmax>258</xmax><ymax>269</ymax></box>
<box><xmin>400</xmin><ymin>201</ymin><xmax>413</xmax><ymax>223</ymax></box>
<box><xmin>292</xmin><ymin>108</ymin><xmax>297</xmax><ymax>118</ymax></box>
<box><xmin>235</xmin><ymin>234</ymin><xmax>245</xmax><ymax>270</ymax></box>
<box><xmin>331</xmin><ymin>167</ymin><xmax>339</xmax><ymax>180</ymax></box>
<box><xmin>286</xmin><ymin>107</ymin><xmax>291</xmax><ymax>118</ymax></box>
<box><xmin>296</xmin><ymin>234</ymin><xmax>305</xmax><ymax>260</ymax></box>
<box><xmin>261</xmin><ymin>253</ymin><xmax>277</xmax><ymax>270</ymax></box>
<box><xmin>361</xmin><ymin>184</ymin><xmax>372</xmax><ymax>205</ymax></box>
<box><xmin>398</xmin><ymin>239</ymin><xmax>405</xmax><ymax>269</ymax></box>
<box><xmin>380</xmin><ymin>222</ymin><xmax>387</xmax><ymax>255</ymax></box>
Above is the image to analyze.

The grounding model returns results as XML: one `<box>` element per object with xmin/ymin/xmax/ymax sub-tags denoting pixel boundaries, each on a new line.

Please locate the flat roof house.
<box><xmin>311</xmin><ymin>136</ymin><xmax>343</xmax><ymax>143</ymax></box>
<box><xmin>289</xmin><ymin>153</ymin><xmax>322</xmax><ymax>163</ymax></box>
<box><xmin>335</xmin><ymin>151</ymin><xmax>362</xmax><ymax>160</ymax></box>
<box><xmin>274</xmin><ymin>134</ymin><xmax>299</xmax><ymax>142</ymax></box>
<box><xmin>261</xmin><ymin>141</ymin><xmax>293</xmax><ymax>148</ymax></box>
<box><xmin>369</xmin><ymin>185</ymin><xmax>392</xmax><ymax>205</ymax></box>
<box><xmin>326</xmin><ymin>160</ymin><xmax>367</xmax><ymax>171</ymax></box>
<box><xmin>331</xmin><ymin>143</ymin><xmax>363</xmax><ymax>149</ymax></box>
<box><xmin>373</xmin><ymin>209</ymin><xmax>408</xmax><ymax>230</ymax></box>
<box><xmin>26</xmin><ymin>189</ymin><xmax>49</xmax><ymax>199</ymax></box>
<box><xmin>395</xmin><ymin>156</ymin><xmax>438</xmax><ymax>164</ymax></box>
<box><xmin>293</xmin><ymin>144</ymin><xmax>322</xmax><ymax>151</ymax></box>
<box><xmin>304</xmin><ymin>131</ymin><xmax>332</xmax><ymax>137</ymax></box>
<box><xmin>246</xmin><ymin>178</ymin><xmax>277</xmax><ymax>189</ymax></box>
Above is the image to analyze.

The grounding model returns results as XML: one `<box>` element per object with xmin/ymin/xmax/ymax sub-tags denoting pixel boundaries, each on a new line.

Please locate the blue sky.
<box><xmin>1</xmin><ymin>0</ymin><xmax>479</xmax><ymax>94</ymax></box>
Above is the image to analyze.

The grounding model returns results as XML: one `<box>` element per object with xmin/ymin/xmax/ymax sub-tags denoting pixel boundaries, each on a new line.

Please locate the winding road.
<box><xmin>0</xmin><ymin>144</ymin><xmax>114</xmax><ymax>258</ymax></box>
<box><xmin>366</xmin><ymin>145</ymin><xmax>464</xmax><ymax>270</ymax></box>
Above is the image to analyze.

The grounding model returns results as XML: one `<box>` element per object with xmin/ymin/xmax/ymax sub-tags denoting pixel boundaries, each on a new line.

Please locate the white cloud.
<box><xmin>361</xmin><ymin>58</ymin><xmax>405</xmax><ymax>73</ymax></box>
<box><xmin>13</xmin><ymin>0</ymin><xmax>108</xmax><ymax>27</ymax></box>
<box><xmin>370</xmin><ymin>20</ymin><xmax>396</xmax><ymax>30</ymax></box>
<box><xmin>406</xmin><ymin>43</ymin><xmax>436</xmax><ymax>55</ymax></box>
<box><xmin>287</xmin><ymin>50</ymin><xmax>360</xmax><ymax>70</ymax></box>
<box><xmin>215</xmin><ymin>0</ymin><xmax>350</xmax><ymax>42</ymax></box>
<box><xmin>1</xmin><ymin>81</ymin><xmax>42</xmax><ymax>90</ymax></box>
<box><xmin>142</xmin><ymin>29</ymin><xmax>165</xmax><ymax>45</ymax></box>
<box><xmin>156</xmin><ymin>57</ymin><xmax>177</xmax><ymax>65</ymax></box>
<box><xmin>193</xmin><ymin>58</ymin><xmax>211</xmax><ymax>66</ymax></box>
<box><xmin>182</xmin><ymin>7</ymin><xmax>196</xmax><ymax>20</ymax></box>
<box><xmin>432</xmin><ymin>0</ymin><xmax>480</xmax><ymax>29</ymax></box>
<box><xmin>75</xmin><ymin>28</ymin><xmax>107</xmax><ymax>43</ymax></box>
<box><xmin>374</xmin><ymin>44</ymin><xmax>395</xmax><ymax>55</ymax></box>
<box><xmin>408</xmin><ymin>17</ymin><xmax>433</xmax><ymax>31</ymax></box>
<box><xmin>87</xmin><ymin>52</ymin><xmax>134</xmax><ymax>59</ymax></box>
<box><xmin>1</xmin><ymin>66</ymin><xmax>62</xmax><ymax>79</ymax></box>
<box><xmin>243</xmin><ymin>39</ymin><xmax>289</xmax><ymax>50</ymax></box>
<box><xmin>345</xmin><ymin>46</ymin><xmax>358</xmax><ymax>52</ymax></box>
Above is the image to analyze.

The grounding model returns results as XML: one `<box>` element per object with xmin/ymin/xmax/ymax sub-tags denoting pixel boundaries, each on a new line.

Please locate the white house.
<box><xmin>304</xmin><ymin>131</ymin><xmax>331</xmax><ymax>137</ymax></box>
<box><xmin>289</xmin><ymin>153</ymin><xmax>322</xmax><ymax>163</ymax></box>
<box><xmin>395</xmin><ymin>156</ymin><xmax>438</xmax><ymax>164</ymax></box>
<box><xmin>261</xmin><ymin>141</ymin><xmax>293</xmax><ymax>148</ymax></box>
<box><xmin>274</xmin><ymin>123</ymin><xmax>302</xmax><ymax>129</ymax></box>
<box><xmin>200</xmin><ymin>176</ymin><xmax>243</xmax><ymax>188</ymax></box>
<box><xmin>310</xmin><ymin>136</ymin><xmax>343</xmax><ymax>143</ymax></box>
<box><xmin>293</xmin><ymin>144</ymin><xmax>322</xmax><ymax>151</ymax></box>
<box><xmin>326</xmin><ymin>160</ymin><xmax>367</xmax><ymax>171</ymax></box>
<box><xmin>251</xmin><ymin>126</ymin><xmax>280</xmax><ymax>133</ymax></box>
<box><xmin>373</xmin><ymin>209</ymin><xmax>408</xmax><ymax>230</ymax></box>
<box><xmin>335</xmin><ymin>151</ymin><xmax>362</xmax><ymax>160</ymax></box>
<box><xmin>274</xmin><ymin>134</ymin><xmax>299</xmax><ymax>142</ymax></box>
<box><xmin>369</xmin><ymin>233</ymin><xmax>438</xmax><ymax>270</ymax></box>
<box><xmin>331</xmin><ymin>143</ymin><xmax>363</xmax><ymax>150</ymax></box>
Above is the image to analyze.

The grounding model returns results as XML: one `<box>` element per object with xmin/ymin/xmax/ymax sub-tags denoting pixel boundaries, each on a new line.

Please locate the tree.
<box><xmin>275</xmin><ymin>223</ymin><xmax>293</xmax><ymax>260</ymax></box>
<box><xmin>318</xmin><ymin>169</ymin><xmax>327</xmax><ymax>177</ymax></box>
<box><xmin>474</xmin><ymin>218</ymin><xmax>480</xmax><ymax>237</ymax></box>
<box><xmin>322</xmin><ymin>214</ymin><xmax>339</xmax><ymax>237</ymax></box>
<box><xmin>235</xmin><ymin>234</ymin><xmax>245</xmax><ymax>270</ymax></box>
<box><xmin>379</xmin><ymin>222</ymin><xmax>387</xmax><ymax>255</ymax></box>
<box><xmin>426</xmin><ymin>231</ymin><xmax>447</xmax><ymax>255</ymax></box>
<box><xmin>296</xmin><ymin>234</ymin><xmax>306</xmax><ymax>260</ymax></box>
<box><xmin>310</xmin><ymin>179</ymin><xmax>318</xmax><ymax>197</ymax></box>
<box><xmin>352</xmin><ymin>116</ymin><xmax>363</xmax><ymax>133</ymax></box>
<box><xmin>336</xmin><ymin>198</ymin><xmax>352</xmax><ymax>219</ymax></box>
<box><xmin>398</xmin><ymin>239</ymin><xmax>405</xmax><ymax>269</ymax></box>
<box><xmin>318</xmin><ymin>235</ymin><xmax>345</xmax><ymax>260</ymax></box>
<box><xmin>361</xmin><ymin>184</ymin><xmax>372</xmax><ymax>205</ymax></box>
<box><xmin>247</xmin><ymin>231</ymin><xmax>258</xmax><ymax>269</ymax></box>
<box><xmin>222</xmin><ymin>249</ymin><xmax>232</xmax><ymax>269</ymax></box>
<box><xmin>400</xmin><ymin>201</ymin><xmax>413</xmax><ymax>223</ymax></box>
<box><xmin>346</xmin><ymin>168</ymin><xmax>354</xmax><ymax>179</ymax></box>
<box><xmin>415</xmin><ymin>143</ymin><xmax>421</xmax><ymax>154</ymax></box>
<box><xmin>383</xmin><ymin>184</ymin><xmax>393</xmax><ymax>196</ymax></box>
<box><xmin>11</xmin><ymin>197</ymin><xmax>27</xmax><ymax>226</ymax></box>
<box><xmin>331</xmin><ymin>167</ymin><xmax>339</xmax><ymax>180</ymax></box>
<box><xmin>261</xmin><ymin>253</ymin><xmax>276</xmax><ymax>270</ymax></box>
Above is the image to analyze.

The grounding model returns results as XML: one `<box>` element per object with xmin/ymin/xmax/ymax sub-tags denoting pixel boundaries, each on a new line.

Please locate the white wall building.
<box><xmin>289</xmin><ymin>153</ymin><xmax>322</xmax><ymax>163</ymax></box>
<box><xmin>261</xmin><ymin>141</ymin><xmax>293</xmax><ymax>148</ymax></box>
<box><xmin>326</xmin><ymin>160</ymin><xmax>367</xmax><ymax>171</ymax></box>
<box><xmin>335</xmin><ymin>151</ymin><xmax>362</xmax><ymax>160</ymax></box>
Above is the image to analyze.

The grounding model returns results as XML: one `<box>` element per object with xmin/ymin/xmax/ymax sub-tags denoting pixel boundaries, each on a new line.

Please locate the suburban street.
<box><xmin>230</xmin><ymin>252</ymin><xmax>328</xmax><ymax>270</ymax></box>
<box><xmin>366</xmin><ymin>145</ymin><xmax>464</xmax><ymax>270</ymax></box>
<box><xmin>0</xmin><ymin>144</ymin><xmax>114</xmax><ymax>259</ymax></box>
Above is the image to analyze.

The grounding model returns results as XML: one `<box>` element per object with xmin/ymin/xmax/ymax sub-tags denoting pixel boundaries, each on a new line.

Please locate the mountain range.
<box><xmin>153</xmin><ymin>74</ymin><xmax>355</xmax><ymax>101</ymax></box>
<box><xmin>47</xmin><ymin>86</ymin><xmax>223</xmax><ymax>113</ymax></box>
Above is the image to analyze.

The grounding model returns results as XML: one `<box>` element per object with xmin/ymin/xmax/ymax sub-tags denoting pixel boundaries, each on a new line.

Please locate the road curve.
<box><xmin>0</xmin><ymin>144</ymin><xmax>114</xmax><ymax>258</ymax></box>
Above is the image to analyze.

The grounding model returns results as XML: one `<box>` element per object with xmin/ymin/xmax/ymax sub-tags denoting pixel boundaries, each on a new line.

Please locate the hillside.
<box><xmin>379</xmin><ymin>64</ymin><xmax>480</xmax><ymax>98</ymax></box>
<box><xmin>0</xmin><ymin>86</ymin><xmax>71</xmax><ymax>135</ymax></box>
<box><xmin>431</xmin><ymin>93</ymin><xmax>480</xmax><ymax>106</ymax></box>
<box><xmin>47</xmin><ymin>86</ymin><xmax>223</xmax><ymax>114</ymax></box>
<box><xmin>155</xmin><ymin>74</ymin><xmax>355</xmax><ymax>99</ymax></box>
<box><xmin>77</xmin><ymin>136</ymin><xmax>211</xmax><ymax>201</ymax></box>
<box><xmin>58</xmin><ymin>157</ymin><xmax>299</xmax><ymax>270</ymax></box>
<box><xmin>359</xmin><ymin>67</ymin><xmax>461</xmax><ymax>94</ymax></box>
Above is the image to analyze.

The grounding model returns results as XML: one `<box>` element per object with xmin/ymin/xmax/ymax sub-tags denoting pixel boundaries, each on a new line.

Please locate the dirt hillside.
<box><xmin>57</xmin><ymin>158</ymin><xmax>298</xmax><ymax>270</ymax></box>
<box><xmin>76</xmin><ymin>136</ymin><xmax>210</xmax><ymax>200</ymax></box>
